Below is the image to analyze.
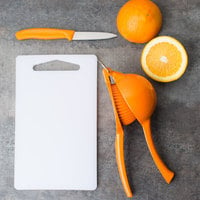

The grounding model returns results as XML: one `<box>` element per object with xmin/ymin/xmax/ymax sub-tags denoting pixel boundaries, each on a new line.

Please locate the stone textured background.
<box><xmin>0</xmin><ymin>0</ymin><xmax>199</xmax><ymax>199</ymax></box>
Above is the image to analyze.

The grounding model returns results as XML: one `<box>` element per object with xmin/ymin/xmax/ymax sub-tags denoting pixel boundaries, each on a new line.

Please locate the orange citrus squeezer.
<box><xmin>99</xmin><ymin>61</ymin><xmax>174</xmax><ymax>198</ymax></box>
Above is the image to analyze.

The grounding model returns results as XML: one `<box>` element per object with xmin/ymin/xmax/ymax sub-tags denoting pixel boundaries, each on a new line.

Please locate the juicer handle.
<box><xmin>142</xmin><ymin>119</ymin><xmax>174</xmax><ymax>184</ymax></box>
<box><xmin>115</xmin><ymin>131</ymin><xmax>133</xmax><ymax>198</ymax></box>
<box><xmin>102</xmin><ymin>69</ymin><xmax>133</xmax><ymax>198</ymax></box>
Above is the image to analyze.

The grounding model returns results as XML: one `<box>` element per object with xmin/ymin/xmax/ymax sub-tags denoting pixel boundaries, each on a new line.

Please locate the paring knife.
<box><xmin>15</xmin><ymin>28</ymin><xmax>117</xmax><ymax>41</ymax></box>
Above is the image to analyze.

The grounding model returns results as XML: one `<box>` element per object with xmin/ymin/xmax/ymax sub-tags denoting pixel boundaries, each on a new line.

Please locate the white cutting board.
<box><xmin>15</xmin><ymin>55</ymin><xmax>97</xmax><ymax>190</ymax></box>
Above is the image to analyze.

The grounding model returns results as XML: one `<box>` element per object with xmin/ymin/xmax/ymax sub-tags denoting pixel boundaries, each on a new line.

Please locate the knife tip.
<box><xmin>112</xmin><ymin>33</ymin><xmax>118</xmax><ymax>38</ymax></box>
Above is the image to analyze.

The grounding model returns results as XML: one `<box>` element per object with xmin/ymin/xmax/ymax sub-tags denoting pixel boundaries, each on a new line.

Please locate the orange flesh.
<box><xmin>146</xmin><ymin>42</ymin><xmax>182</xmax><ymax>77</ymax></box>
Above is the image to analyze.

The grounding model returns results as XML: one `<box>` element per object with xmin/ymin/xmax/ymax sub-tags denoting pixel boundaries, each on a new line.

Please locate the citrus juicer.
<box><xmin>99</xmin><ymin>61</ymin><xmax>174</xmax><ymax>198</ymax></box>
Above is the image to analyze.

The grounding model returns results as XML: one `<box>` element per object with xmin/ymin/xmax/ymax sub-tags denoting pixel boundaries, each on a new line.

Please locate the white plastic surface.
<box><xmin>15</xmin><ymin>55</ymin><xmax>97</xmax><ymax>190</ymax></box>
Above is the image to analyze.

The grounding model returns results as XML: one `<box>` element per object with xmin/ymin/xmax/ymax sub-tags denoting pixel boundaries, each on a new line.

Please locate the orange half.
<box><xmin>141</xmin><ymin>36</ymin><xmax>188</xmax><ymax>82</ymax></box>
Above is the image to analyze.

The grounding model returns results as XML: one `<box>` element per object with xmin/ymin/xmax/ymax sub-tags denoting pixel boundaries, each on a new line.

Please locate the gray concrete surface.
<box><xmin>0</xmin><ymin>0</ymin><xmax>199</xmax><ymax>199</ymax></box>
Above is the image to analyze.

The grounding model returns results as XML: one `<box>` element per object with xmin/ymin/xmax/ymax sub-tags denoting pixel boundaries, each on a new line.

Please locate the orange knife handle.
<box><xmin>142</xmin><ymin>119</ymin><xmax>174</xmax><ymax>184</ymax></box>
<box><xmin>15</xmin><ymin>28</ymin><xmax>75</xmax><ymax>40</ymax></box>
<box><xmin>115</xmin><ymin>132</ymin><xmax>133</xmax><ymax>198</ymax></box>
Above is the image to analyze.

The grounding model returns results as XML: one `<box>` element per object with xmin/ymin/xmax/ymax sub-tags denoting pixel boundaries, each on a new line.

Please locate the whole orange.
<box><xmin>116</xmin><ymin>0</ymin><xmax>162</xmax><ymax>43</ymax></box>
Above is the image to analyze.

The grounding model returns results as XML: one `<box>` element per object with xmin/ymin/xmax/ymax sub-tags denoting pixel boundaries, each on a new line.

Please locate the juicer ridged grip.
<box><xmin>111</xmin><ymin>84</ymin><xmax>135</xmax><ymax>125</ymax></box>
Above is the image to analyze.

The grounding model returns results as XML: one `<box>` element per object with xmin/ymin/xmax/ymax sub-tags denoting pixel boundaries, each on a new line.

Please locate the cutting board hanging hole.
<box><xmin>33</xmin><ymin>60</ymin><xmax>80</xmax><ymax>71</ymax></box>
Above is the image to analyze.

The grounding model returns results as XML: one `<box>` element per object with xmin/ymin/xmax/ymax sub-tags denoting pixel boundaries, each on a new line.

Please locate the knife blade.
<box><xmin>15</xmin><ymin>28</ymin><xmax>117</xmax><ymax>41</ymax></box>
